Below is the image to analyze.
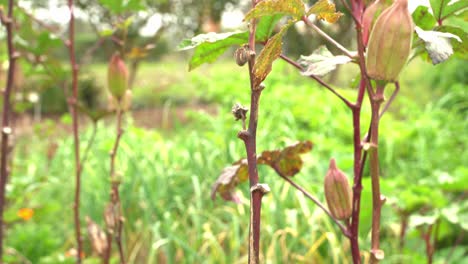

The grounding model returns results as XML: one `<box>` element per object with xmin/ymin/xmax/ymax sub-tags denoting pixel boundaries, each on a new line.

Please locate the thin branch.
<box><xmin>272</xmin><ymin>165</ymin><xmax>350</xmax><ymax>237</ymax></box>
<box><xmin>302</xmin><ymin>16</ymin><xmax>355</xmax><ymax>59</ymax></box>
<box><xmin>104</xmin><ymin>107</ymin><xmax>126</xmax><ymax>264</ymax></box>
<box><xmin>280</xmin><ymin>54</ymin><xmax>355</xmax><ymax>109</ymax></box>
<box><xmin>80</xmin><ymin>122</ymin><xmax>98</xmax><ymax>166</ymax></box>
<box><xmin>379</xmin><ymin>82</ymin><xmax>400</xmax><ymax>119</ymax></box>
<box><xmin>16</xmin><ymin>5</ymin><xmax>67</xmax><ymax>42</ymax></box>
<box><xmin>67</xmin><ymin>0</ymin><xmax>83</xmax><ymax>263</ymax></box>
<box><xmin>0</xmin><ymin>0</ymin><xmax>17</xmax><ymax>260</ymax></box>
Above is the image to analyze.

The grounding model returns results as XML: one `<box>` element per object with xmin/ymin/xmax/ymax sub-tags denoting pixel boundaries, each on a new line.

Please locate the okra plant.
<box><xmin>180</xmin><ymin>0</ymin><xmax>466</xmax><ymax>263</ymax></box>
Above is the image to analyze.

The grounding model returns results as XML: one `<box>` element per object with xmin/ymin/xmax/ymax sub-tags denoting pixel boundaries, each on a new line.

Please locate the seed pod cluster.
<box><xmin>365</xmin><ymin>0</ymin><xmax>413</xmax><ymax>82</ymax></box>
<box><xmin>107</xmin><ymin>52</ymin><xmax>129</xmax><ymax>100</ymax></box>
<box><xmin>324</xmin><ymin>159</ymin><xmax>353</xmax><ymax>220</ymax></box>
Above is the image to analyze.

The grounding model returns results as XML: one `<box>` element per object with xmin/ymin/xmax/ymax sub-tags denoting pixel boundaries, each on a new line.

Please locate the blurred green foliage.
<box><xmin>6</xmin><ymin>58</ymin><xmax>467</xmax><ymax>263</ymax></box>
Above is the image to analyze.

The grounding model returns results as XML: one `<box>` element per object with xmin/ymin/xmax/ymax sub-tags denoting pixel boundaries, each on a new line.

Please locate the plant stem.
<box><xmin>237</xmin><ymin>1</ymin><xmax>268</xmax><ymax>263</ymax></box>
<box><xmin>302</xmin><ymin>16</ymin><xmax>355</xmax><ymax>59</ymax></box>
<box><xmin>349</xmin><ymin>78</ymin><xmax>367</xmax><ymax>264</ymax></box>
<box><xmin>105</xmin><ymin>107</ymin><xmax>126</xmax><ymax>264</ymax></box>
<box><xmin>0</xmin><ymin>1</ymin><xmax>17</xmax><ymax>261</ymax></box>
<box><xmin>369</xmin><ymin>84</ymin><xmax>385</xmax><ymax>263</ymax></box>
<box><xmin>272</xmin><ymin>165</ymin><xmax>350</xmax><ymax>237</ymax></box>
<box><xmin>80</xmin><ymin>122</ymin><xmax>98</xmax><ymax>166</ymax></box>
<box><xmin>279</xmin><ymin>54</ymin><xmax>355</xmax><ymax>108</ymax></box>
<box><xmin>67</xmin><ymin>0</ymin><xmax>83</xmax><ymax>262</ymax></box>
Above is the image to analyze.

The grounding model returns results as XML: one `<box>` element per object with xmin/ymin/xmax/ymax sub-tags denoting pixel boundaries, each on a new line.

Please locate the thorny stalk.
<box><xmin>66</xmin><ymin>0</ymin><xmax>83</xmax><ymax>263</ymax></box>
<box><xmin>0</xmin><ymin>1</ymin><xmax>17</xmax><ymax>261</ymax></box>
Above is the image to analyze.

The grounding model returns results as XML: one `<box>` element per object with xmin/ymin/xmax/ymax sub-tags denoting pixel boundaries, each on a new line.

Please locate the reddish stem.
<box><xmin>67</xmin><ymin>1</ymin><xmax>83</xmax><ymax>263</ymax></box>
<box><xmin>238</xmin><ymin>1</ymin><xmax>268</xmax><ymax>263</ymax></box>
<box><xmin>349</xmin><ymin>78</ymin><xmax>367</xmax><ymax>264</ymax></box>
<box><xmin>0</xmin><ymin>1</ymin><xmax>17</xmax><ymax>261</ymax></box>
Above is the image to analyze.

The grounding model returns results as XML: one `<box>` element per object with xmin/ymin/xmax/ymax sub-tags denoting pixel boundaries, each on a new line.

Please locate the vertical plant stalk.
<box><xmin>0</xmin><ymin>1</ymin><xmax>17</xmax><ymax>261</ymax></box>
<box><xmin>104</xmin><ymin>107</ymin><xmax>126</xmax><ymax>264</ymax></box>
<box><xmin>369</xmin><ymin>84</ymin><xmax>385</xmax><ymax>263</ymax></box>
<box><xmin>236</xmin><ymin>1</ymin><xmax>268</xmax><ymax>263</ymax></box>
<box><xmin>67</xmin><ymin>1</ymin><xmax>83</xmax><ymax>263</ymax></box>
<box><xmin>349</xmin><ymin>78</ymin><xmax>367</xmax><ymax>264</ymax></box>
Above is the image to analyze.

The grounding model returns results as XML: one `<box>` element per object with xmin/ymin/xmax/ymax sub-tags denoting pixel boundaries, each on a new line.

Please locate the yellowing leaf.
<box><xmin>258</xmin><ymin>141</ymin><xmax>313</xmax><ymax>177</ymax></box>
<box><xmin>307</xmin><ymin>0</ymin><xmax>343</xmax><ymax>23</ymax></box>
<box><xmin>244</xmin><ymin>0</ymin><xmax>306</xmax><ymax>21</ymax></box>
<box><xmin>127</xmin><ymin>47</ymin><xmax>148</xmax><ymax>59</ymax></box>
<box><xmin>252</xmin><ymin>24</ymin><xmax>290</xmax><ymax>88</ymax></box>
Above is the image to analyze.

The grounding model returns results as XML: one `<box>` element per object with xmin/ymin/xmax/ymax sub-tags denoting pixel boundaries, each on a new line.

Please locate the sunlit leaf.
<box><xmin>415</xmin><ymin>26</ymin><xmax>462</xmax><ymax>64</ymax></box>
<box><xmin>244</xmin><ymin>0</ymin><xmax>306</xmax><ymax>21</ymax></box>
<box><xmin>256</xmin><ymin>14</ymin><xmax>283</xmax><ymax>42</ymax></box>
<box><xmin>99</xmin><ymin>28</ymin><xmax>115</xmax><ymax>37</ymax></box>
<box><xmin>211</xmin><ymin>159</ymin><xmax>248</xmax><ymax>203</ymax></box>
<box><xmin>410</xmin><ymin>213</ymin><xmax>439</xmax><ymax>227</ymax></box>
<box><xmin>412</xmin><ymin>5</ymin><xmax>437</xmax><ymax>30</ymax></box>
<box><xmin>429</xmin><ymin>0</ymin><xmax>468</xmax><ymax>21</ymax></box>
<box><xmin>258</xmin><ymin>140</ymin><xmax>313</xmax><ymax>177</ymax></box>
<box><xmin>307</xmin><ymin>0</ymin><xmax>343</xmax><ymax>23</ymax></box>
<box><xmin>178</xmin><ymin>31</ymin><xmax>249</xmax><ymax>71</ymax></box>
<box><xmin>298</xmin><ymin>45</ymin><xmax>352</xmax><ymax>77</ymax></box>
<box><xmin>252</xmin><ymin>24</ymin><xmax>290</xmax><ymax>88</ymax></box>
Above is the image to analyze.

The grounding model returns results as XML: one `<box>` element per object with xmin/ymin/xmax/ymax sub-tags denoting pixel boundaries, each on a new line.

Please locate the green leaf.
<box><xmin>414</xmin><ymin>26</ymin><xmax>462</xmax><ymax>64</ymax></box>
<box><xmin>253</xmin><ymin>24</ymin><xmax>290</xmax><ymax>88</ymax></box>
<box><xmin>244</xmin><ymin>0</ymin><xmax>306</xmax><ymax>21</ymax></box>
<box><xmin>99</xmin><ymin>28</ymin><xmax>115</xmax><ymax>37</ymax></box>
<box><xmin>99</xmin><ymin>0</ymin><xmax>123</xmax><ymax>13</ymax></box>
<box><xmin>437</xmin><ymin>25</ymin><xmax>468</xmax><ymax>60</ymax></box>
<box><xmin>307</xmin><ymin>0</ymin><xmax>343</xmax><ymax>23</ymax></box>
<box><xmin>99</xmin><ymin>0</ymin><xmax>143</xmax><ymax>13</ymax></box>
<box><xmin>412</xmin><ymin>5</ymin><xmax>437</xmax><ymax>30</ymax></box>
<box><xmin>178</xmin><ymin>31</ymin><xmax>248</xmax><ymax>71</ymax></box>
<box><xmin>298</xmin><ymin>45</ymin><xmax>352</xmax><ymax>77</ymax></box>
<box><xmin>256</xmin><ymin>14</ymin><xmax>283</xmax><ymax>42</ymax></box>
<box><xmin>429</xmin><ymin>0</ymin><xmax>468</xmax><ymax>21</ymax></box>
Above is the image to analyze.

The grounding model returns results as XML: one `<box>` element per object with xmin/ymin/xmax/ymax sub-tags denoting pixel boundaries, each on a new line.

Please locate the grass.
<box><xmin>6</xmin><ymin>57</ymin><xmax>468</xmax><ymax>263</ymax></box>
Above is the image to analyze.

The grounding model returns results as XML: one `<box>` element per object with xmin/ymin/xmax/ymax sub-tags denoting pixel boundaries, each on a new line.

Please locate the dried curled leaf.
<box><xmin>212</xmin><ymin>141</ymin><xmax>313</xmax><ymax>203</ymax></box>
<box><xmin>211</xmin><ymin>159</ymin><xmax>248</xmax><ymax>203</ymax></box>
<box><xmin>258</xmin><ymin>140</ymin><xmax>313</xmax><ymax>177</ymax></box>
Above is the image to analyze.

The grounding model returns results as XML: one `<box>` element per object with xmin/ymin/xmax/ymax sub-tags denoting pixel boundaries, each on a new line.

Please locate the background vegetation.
<box><xmin>0</xmin><ymin>0</ymin><xmax>467</xmax><ymax>263</ymax></box>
